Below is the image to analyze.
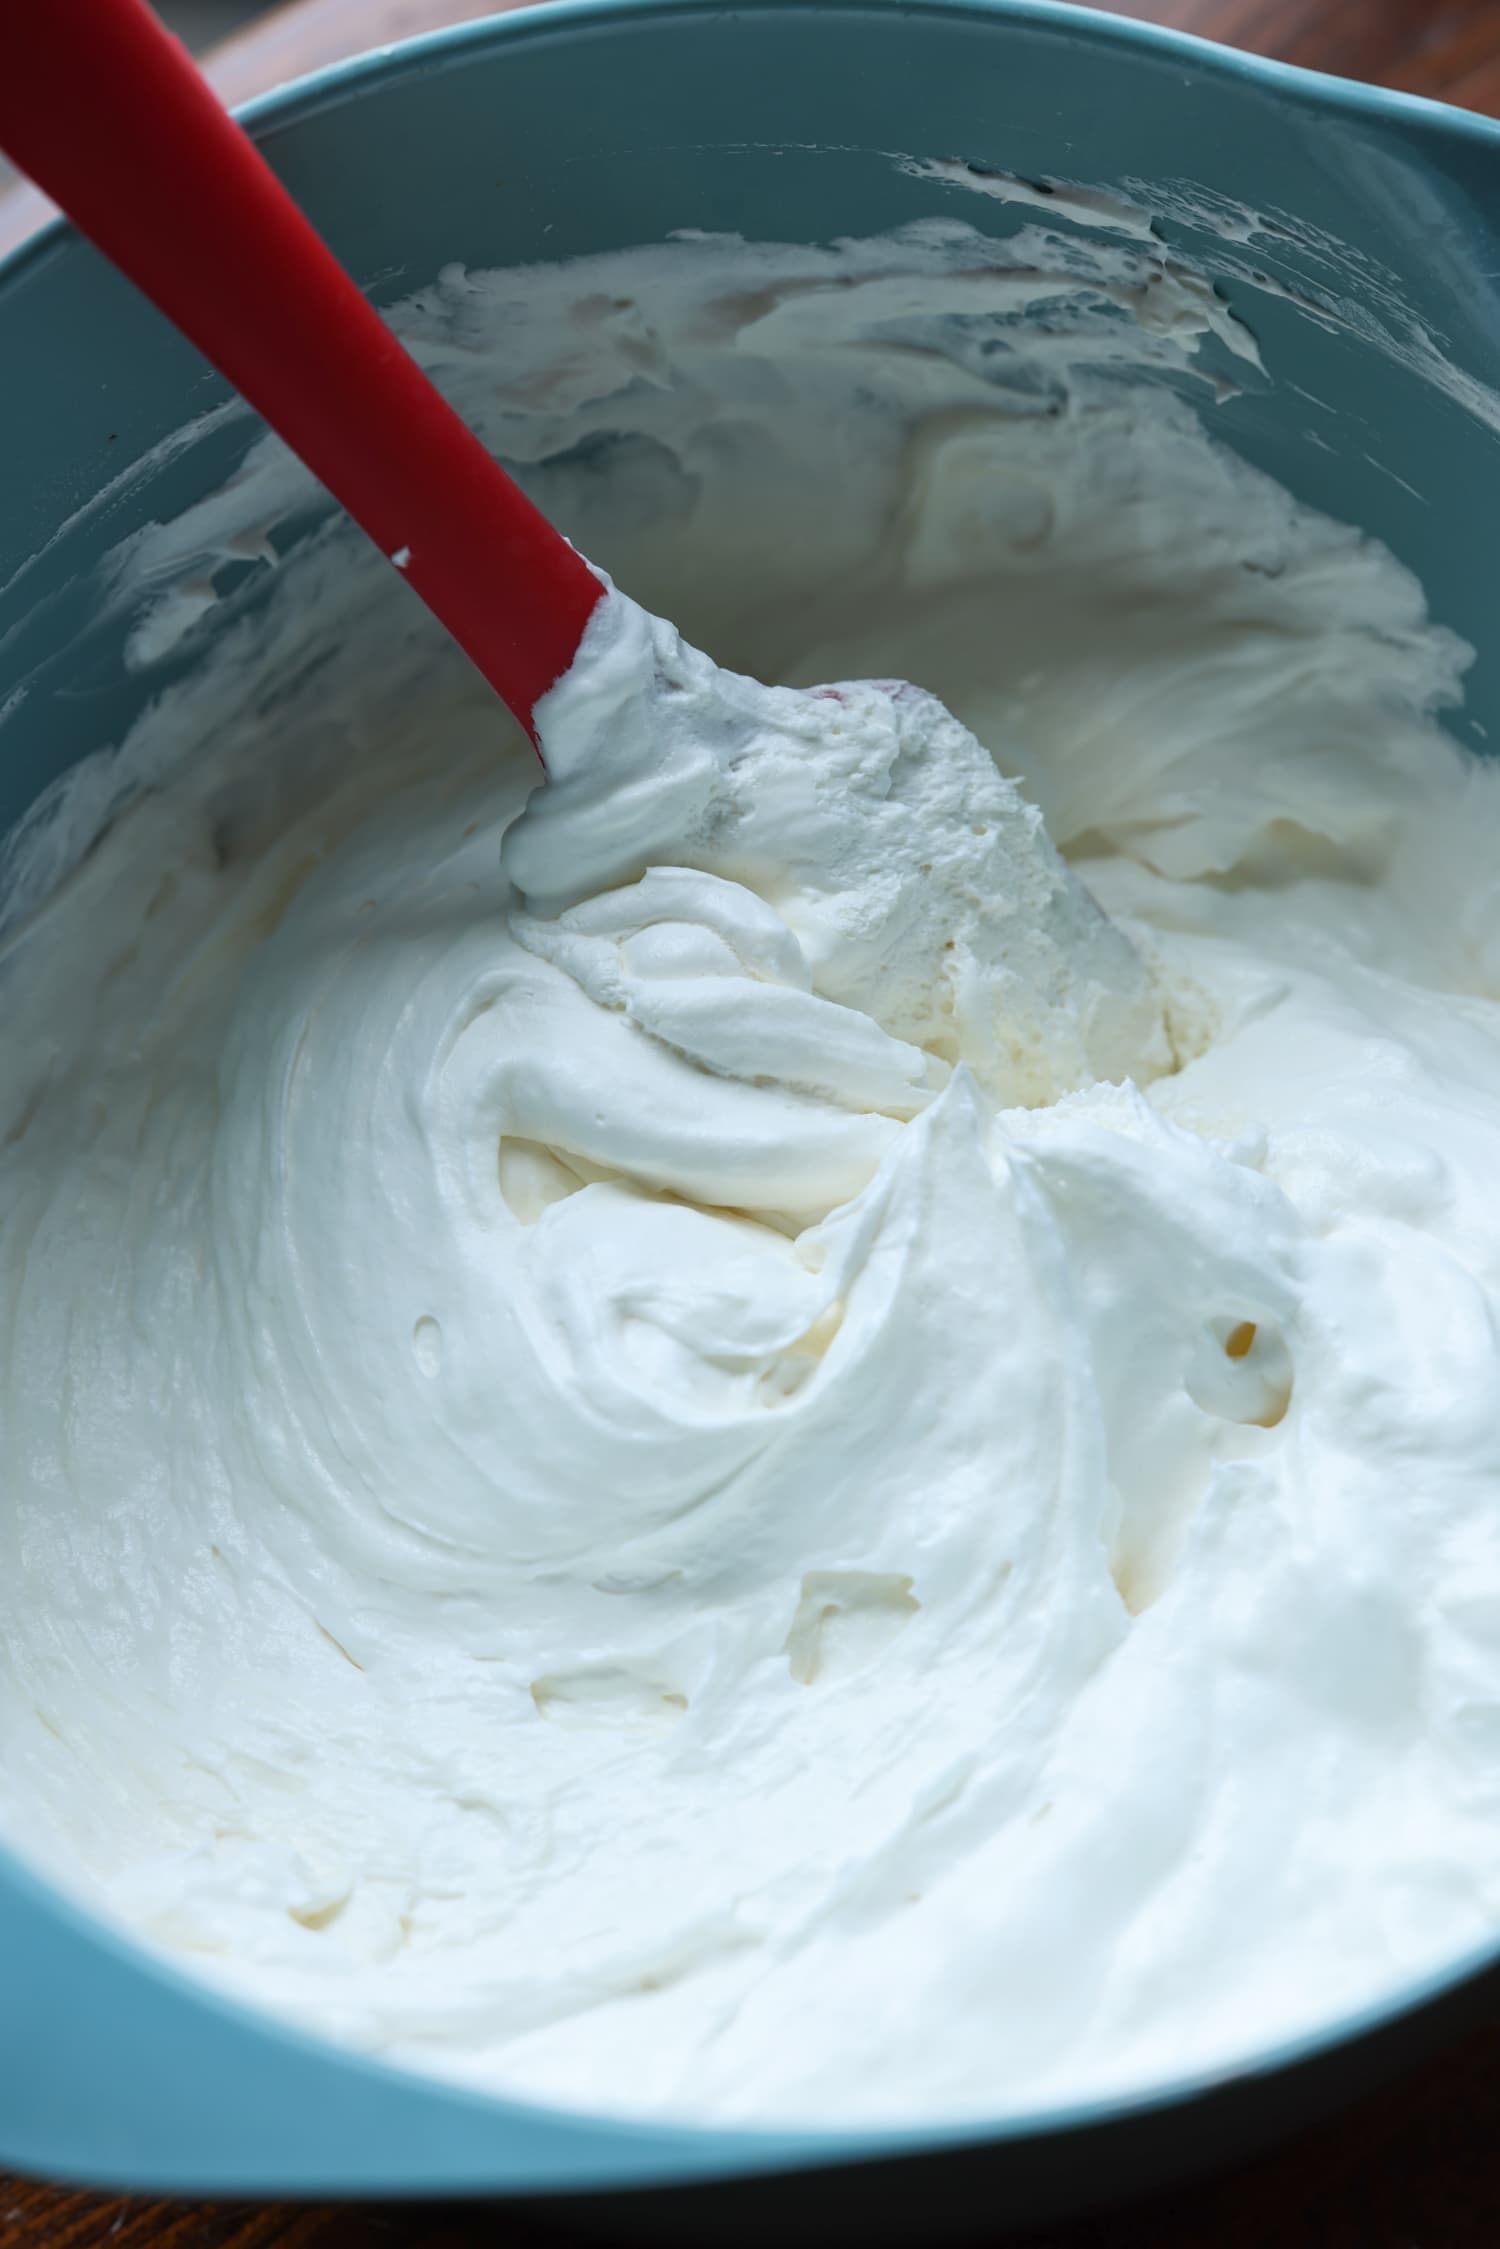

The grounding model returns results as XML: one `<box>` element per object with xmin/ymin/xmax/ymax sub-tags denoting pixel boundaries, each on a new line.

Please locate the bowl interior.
<box><xmin>4</xmin><ymin>0</ymin><xmax>1500</xmax><ymax>2206</ymax></box>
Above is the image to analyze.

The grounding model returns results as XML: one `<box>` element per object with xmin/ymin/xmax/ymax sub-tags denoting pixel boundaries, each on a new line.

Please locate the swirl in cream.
<box><xmin>2</xmin><ymin>224</ymin><xmax>1500</xmax><ymax>2126</ymax></box>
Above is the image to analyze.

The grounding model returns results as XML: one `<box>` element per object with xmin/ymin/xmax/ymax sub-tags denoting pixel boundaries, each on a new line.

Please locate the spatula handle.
<box><xmin>0</xmin><ymin>0</ymin><xmax>603</xmax><ymax>743</ymax></box>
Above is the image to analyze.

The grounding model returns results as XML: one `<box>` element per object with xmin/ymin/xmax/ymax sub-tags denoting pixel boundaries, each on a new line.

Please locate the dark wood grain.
<box><xmin>6</xmin><ymin>0</ymin><xmax>1500</xmax><ymax>2241</ymax></box>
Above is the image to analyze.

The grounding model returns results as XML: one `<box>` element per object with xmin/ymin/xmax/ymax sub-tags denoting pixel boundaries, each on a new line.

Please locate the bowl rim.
<box><xmin>8</xmin><ymin>0</ymin><xmax>1500</xmax><ymax>289</ymax></box>
<box><xmin>4</xmin><ymin>0</ymin><xmax>1500</xmax><ymax>2185</ymax></box>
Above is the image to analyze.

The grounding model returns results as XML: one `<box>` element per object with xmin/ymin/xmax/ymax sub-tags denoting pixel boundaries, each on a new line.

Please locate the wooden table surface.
<box><xmin>6</xmin><ymin>0</ymin><xmax>1500</xmax><ymax>2242</ymax></box>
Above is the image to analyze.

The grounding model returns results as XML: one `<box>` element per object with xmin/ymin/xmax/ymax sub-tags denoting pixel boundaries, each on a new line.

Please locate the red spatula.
<box><xmin>0</xmin><ymin>0</ymin><xmax>605</xmax><ymax>752</ymax></box>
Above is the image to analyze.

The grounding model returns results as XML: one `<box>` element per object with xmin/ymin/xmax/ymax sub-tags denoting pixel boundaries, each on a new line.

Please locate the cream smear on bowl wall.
<box><xmin>4</xmin><ymin>181</ymin><xmax>1500</xmax><ymax>2128</ymax></box>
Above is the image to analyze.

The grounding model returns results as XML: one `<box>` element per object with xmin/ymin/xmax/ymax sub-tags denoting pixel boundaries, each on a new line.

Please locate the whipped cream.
<box><xmin>2</xmin><ymin>222</ymin><xmax>1500</xmax><ymax>2128</ymax></box>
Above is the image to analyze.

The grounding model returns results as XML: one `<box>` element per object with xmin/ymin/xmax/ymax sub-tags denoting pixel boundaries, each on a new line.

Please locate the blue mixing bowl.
<box><xmin>4</xmin><ymin>1</ymin><xmax>1500</xmax><ymax>2232</ymax></box>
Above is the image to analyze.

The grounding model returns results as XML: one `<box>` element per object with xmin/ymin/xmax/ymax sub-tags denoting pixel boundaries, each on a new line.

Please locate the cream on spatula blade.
<box><xmin>0</xmin><ymin>0</ymin><xmax>1167</xmax><ymax>1104</ymax></box>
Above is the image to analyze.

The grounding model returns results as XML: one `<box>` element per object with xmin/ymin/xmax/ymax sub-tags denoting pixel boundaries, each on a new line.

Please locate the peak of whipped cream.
<box><xmin>513</xmin><ymin>581</ymin><xmax>1172</xmax><ymax>1116</ymax></box>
